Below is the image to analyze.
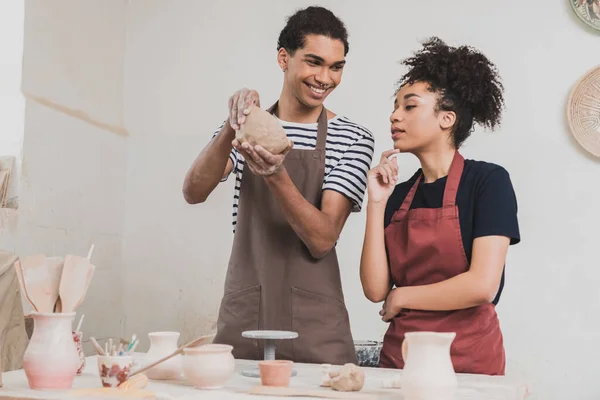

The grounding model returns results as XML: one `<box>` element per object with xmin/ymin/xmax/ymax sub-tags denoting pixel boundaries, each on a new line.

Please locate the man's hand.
<box><xmin>228</xmin><ymin>88</ymin><xmax>260</xmax><ymax>130</ymax></box>
<box><xmin>379</xmin><ymin>288</ymin><xmax>404</xmax><ymax>322</ymax></box>
<box><xmin>233</xmin><ymin>140</ymin><xmax>294</xmax><ymax>176</ymax></box>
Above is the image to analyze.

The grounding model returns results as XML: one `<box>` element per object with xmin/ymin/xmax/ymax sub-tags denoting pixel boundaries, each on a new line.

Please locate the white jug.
<box><xmin>401</xmin><ymin>331</ymin><xmax>458</xmax><ymax>400</ymax></box>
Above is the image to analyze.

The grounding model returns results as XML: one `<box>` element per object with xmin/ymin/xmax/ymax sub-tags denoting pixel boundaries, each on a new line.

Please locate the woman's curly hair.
<box><xmin>396</xmin><ymin>37</ymin><xmax>505</xmax><ymax>148</ymax></box>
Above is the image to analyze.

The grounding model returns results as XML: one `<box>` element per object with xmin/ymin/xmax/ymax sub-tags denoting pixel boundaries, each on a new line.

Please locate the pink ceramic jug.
<box><xmin>23</xmin><ymin>312</ymin><xmax>79</xmax><ymax>389</ymax></box>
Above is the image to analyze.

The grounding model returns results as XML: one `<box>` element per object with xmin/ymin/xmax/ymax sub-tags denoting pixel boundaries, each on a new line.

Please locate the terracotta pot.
<box><xmin>182</xmin><ymin>344</ymin><xmax>234</xmax><ymax>389</ymax></box>
<box><xmin>401</xmin><ymin>331</ymin><xmax>458</xmax><ymax>400</ymax></box>
<box><xmin>97</xmin><ymin>355</ymin><xmax>132</xmax><ymax>387</ymax></box>
<box><xmin>145</xmin><ymin>331</ymin><xmax>181</xmax><ymax>380</ymax></box>
<box><xmin>23</xmin><ymin>312</ymin><xmax>79</xmax><ymax>389</ymax></box>
<box><xmin>258</xmin><ymin>360</ymin><xmax>293</xmax><ymax>387</ymax></box>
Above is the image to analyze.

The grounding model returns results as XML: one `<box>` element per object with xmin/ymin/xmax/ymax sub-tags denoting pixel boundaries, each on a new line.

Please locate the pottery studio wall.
<box><xmin>1</xmin><ymin>0</ymin><xmax>129</xmax><ymax>350</ymax></box>
<box><xmin>0</xmin><ymin>2</ymin><xmax>25</xmax><ymax>215</ymax></box>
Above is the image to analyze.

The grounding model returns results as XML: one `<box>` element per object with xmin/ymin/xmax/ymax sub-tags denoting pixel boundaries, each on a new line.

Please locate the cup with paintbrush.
<box><xmin>91</xmin><ymin>336</ymin><xmax>139</xmax><ymax>388</ymax></box>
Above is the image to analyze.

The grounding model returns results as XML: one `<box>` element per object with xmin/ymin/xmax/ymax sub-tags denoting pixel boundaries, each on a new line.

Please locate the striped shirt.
<box><xmin>213</xmin><ymin>116</ymin><xmax>375</xmax><ymax>231</ymax></box>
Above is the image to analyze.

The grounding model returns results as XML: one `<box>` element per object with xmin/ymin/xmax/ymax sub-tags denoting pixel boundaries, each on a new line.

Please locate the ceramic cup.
<box><xmin>72</xmin><ymin>331</ymin><xmax>86</xmax><ymax>375</ymax></box>
<box><xmin>258</xmin><ymin>360</ymin><xmax>293</xmax><ymax>387</ymax></box>
<box><xmin>97</xmin><ymin>355</ymin><xmax>132</xmax><ymax>388</ymax></box>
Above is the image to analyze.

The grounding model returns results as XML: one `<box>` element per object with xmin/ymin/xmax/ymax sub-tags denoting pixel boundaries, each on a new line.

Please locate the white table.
<box><xmin>0</xmin><ymin>355</ymin><xmax>529</xmax><ymax>400</ymax></box>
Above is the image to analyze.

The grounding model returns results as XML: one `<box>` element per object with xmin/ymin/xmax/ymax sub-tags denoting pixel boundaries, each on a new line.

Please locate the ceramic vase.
<box><xmin>23</xmin><ymin>312</ymin><xmax>79</xmax><ymax>389</ymax></box>
<box><xmin>401</xmin><ymin>331</ymin><xmax>458</xmax><ymax>400</ymax></box>
<box><xmin>145</xmin><ymin>331</ymin><xmax>182</xmax><ymax>380</ymax></box>
<box><xmin>182</xmin><ymin>344</ymin><xmax>234</xmax><ymax>389</ymax></box>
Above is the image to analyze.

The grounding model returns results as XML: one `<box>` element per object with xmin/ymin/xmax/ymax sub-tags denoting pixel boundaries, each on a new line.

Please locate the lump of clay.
<box><xmin>328</xmin><ymin>363</ymin><xmax>365</xmax><ymax>392</ymax></box>
<box><xmin>236</xmin><ymin>106</ymin><xmax>291</xmax><ymax>155</ymax></box>
<box><xmin>320</xmin><ymin>364</ymin><xmax>333</xmax><ymax>387</ymax></box>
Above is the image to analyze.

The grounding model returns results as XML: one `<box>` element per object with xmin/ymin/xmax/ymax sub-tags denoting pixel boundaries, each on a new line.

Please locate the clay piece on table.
<box><xmin>381</xmin><ymin>375</ymin><xmax>402</xmax><ymax>388</ymax></box>
<box><xmin>319</xmin><ymin>364</ymin><xmax>332</xmax><ymax>387</ymax></box>
<box><xmin>325</xmin><ymin>363</ymin><xmax>365</xmax><ymax>392</ymax></box>
<box><xmin>235</xmin><ymin>106</ymin><xmax>291</xmax><ymax>155</ymax></box>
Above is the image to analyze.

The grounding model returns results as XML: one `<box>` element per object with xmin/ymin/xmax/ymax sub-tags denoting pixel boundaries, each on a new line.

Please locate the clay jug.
<box><xmin>401</xmin><ymin>331</ymin><xmax>458</xmax><ymax>400</ymax></box>
<box><xmin>145</xmin><ymin>331</ymin><xmax>181</xmax><ymax>380</ymax></box>
<box><xmin>23</xmin><ymin>312</ymin><xmax>79</xmax><ymax>389</ymax></box>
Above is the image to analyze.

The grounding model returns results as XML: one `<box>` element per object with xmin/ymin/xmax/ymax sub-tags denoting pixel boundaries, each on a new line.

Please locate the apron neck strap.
<box><xmin>397</xmin><ymin>151</ymin><xmax>464</xmax><ymax>214</ymax></box>
<box><xmin>266</xmin><ymin>101</ymin><xmax>328</xmax><ymax>151</ymax></box>
<box><xmin>442</xmin><ymin>151</ymin><xmax>464</xmax><ymax>208</ymax></box>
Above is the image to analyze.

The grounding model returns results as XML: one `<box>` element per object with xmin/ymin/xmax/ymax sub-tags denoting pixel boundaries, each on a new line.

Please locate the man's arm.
<box><xmin>265</xmin><ymin>167</ymin><xmax>352</xmax><ymax>259</ymax></box>
<box><xmin>182</xmin><ymin>120</ymin><xmax>235</xmax><ymax>204</ymax></box>
<box><xmin>183</xmin><ymin>88</ymin><xmax>260</xmax><ymax>204</ymax></box>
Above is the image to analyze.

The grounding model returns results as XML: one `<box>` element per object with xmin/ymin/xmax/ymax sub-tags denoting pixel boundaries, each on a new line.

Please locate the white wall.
<box><xmin>10</xmin><ymin>0</ymin><xmax>129</xmax><ymax>353</ymax></box>
<box><xmin>0</xmin><ymin>1</ymin><xmax>25</xmax><ymax>212</ymax></box>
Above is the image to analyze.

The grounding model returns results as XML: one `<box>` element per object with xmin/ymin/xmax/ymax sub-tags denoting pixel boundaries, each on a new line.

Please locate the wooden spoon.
<box><xmin>20</xmin><ymin>254</ymin><xmax>51</xmax><ymax>312</ymax></box>
<box><xmin>13</xmin><ymin>259</ymin><xmax>38</xmax><ymax>312</ymax></box>
<box><xmin>128</xmin><ymin>334</ymin><xmax>215</xmax><ymax>378</ymax></box>
<box><xmin>59</xmin><ymin>248</ymin><xmax>95</xmax><ymax>313</ymax></box>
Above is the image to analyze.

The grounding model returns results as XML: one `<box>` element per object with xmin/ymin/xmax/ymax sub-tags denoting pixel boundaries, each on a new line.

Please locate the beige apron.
<box><xmin>213</xmin><ymin>102</ymin><xmax>357</xmax><ymax>365</ymax></box>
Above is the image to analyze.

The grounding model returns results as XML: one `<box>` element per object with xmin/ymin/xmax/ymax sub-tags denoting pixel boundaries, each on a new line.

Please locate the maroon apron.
<box><xmin>379</xmin><ymin>151</ymin><xmax>505</xmax><ymax>375</ymax></box>
<box><xmin>213</xmin><ymin>102</ymin><xmax>357</xmax><ymax>365</ymax></box>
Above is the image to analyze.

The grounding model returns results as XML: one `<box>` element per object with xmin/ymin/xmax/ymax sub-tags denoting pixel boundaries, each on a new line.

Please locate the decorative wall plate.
<box><xmin>567</xmin><ymin>65</ymin><xmax>600</xmax><ymax>157</ymax></box>
<box><xmin>570</xmin><ymin>0</ymin><xmax>600</xmax><ymax>31</ymax></box>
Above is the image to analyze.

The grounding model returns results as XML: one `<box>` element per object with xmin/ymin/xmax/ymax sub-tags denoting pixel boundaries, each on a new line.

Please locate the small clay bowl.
<box><xmin>258</xmin><ymin>360</ymin><xmax>293</xmax><ymax>387</ymax></box>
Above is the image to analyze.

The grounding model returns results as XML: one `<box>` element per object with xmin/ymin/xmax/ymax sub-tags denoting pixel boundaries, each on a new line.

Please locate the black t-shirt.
<box><xmin>384</xmin><ymin>159</ymin><xmax>521</xmax><ymax>305</ymax></box>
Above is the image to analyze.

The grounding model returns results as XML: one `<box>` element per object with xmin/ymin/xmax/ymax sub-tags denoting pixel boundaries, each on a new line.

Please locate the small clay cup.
<box><xmin>258</xmin><ymin>360</ymin><xmax>293</xmax><ymax>387</ymax></box>
<box><xmin>97</xmin><ymin>355</ymin><xmax>132</xmax><ymax>388</ymax></box>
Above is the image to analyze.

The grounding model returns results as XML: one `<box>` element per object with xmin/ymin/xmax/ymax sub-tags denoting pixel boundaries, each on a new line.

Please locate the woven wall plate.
<box><xmin>570</xmin><ymin>0</ymin><xmax>600</xmax><ymax>31</ymax></box>
<box><xmin>567</xmin><ymin>66</ymin><xmax>600</xmax><ymax>158</ymax></box>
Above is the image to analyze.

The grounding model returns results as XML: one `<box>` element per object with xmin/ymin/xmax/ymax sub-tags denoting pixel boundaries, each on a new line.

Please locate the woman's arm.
<box><xmin>360</xmin><ymin>202</ymin><xmax>393</xmax><ymax>302</ymax></box>
<box><xmin>360</xmin><ymin>149</ymin><xmax>399</xmax><ymax>303</ymax></box>
<box><xmin>380</xmin><ymin>166</ymin><xmax>519</xmax><ymax>320</ymax></box>
<box><xmin>381</xmin><ymin>235</ymin><xmax>509</xmax><ymax>320</ymax></box>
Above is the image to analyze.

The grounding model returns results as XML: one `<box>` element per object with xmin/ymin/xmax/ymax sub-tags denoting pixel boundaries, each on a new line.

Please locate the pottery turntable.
<box><xmin>240</xmin><ymin>330</ymin><xmax>298</xmax><ymax>378</ymax></box>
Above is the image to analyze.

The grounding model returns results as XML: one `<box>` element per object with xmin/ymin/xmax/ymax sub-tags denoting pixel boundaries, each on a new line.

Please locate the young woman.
<box><xmin>360</xmin><ymin>37</ymin><xmax>520</xmax><ymax>375</ymax></box>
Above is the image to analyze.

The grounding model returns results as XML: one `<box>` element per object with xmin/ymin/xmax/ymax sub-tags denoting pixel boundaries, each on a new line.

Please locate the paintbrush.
<box><xmin>90</xmin><ymin>337</ymin><xmax>105</xmax><ymax>356</ymax></box>
<box><xmin>76</xmin><ymin>314</ymin><xmax>84</xmax><ymax>332</ymax></box>
<box><xmin>129</xmin><ymin>339</ymin><xmax>139</xmax><ymax>354</ymax></box>
<box><xmin>128</xmin><ymin>334</ymin><xmax>214</xmax><ymax>377</ymax></box>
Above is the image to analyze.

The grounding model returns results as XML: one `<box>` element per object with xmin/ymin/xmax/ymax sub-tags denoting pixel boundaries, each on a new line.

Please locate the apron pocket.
<box><xmin>291</xmin><ymin>287</ymin><xmax>356</xmax><ymax>365</ymax></box>
<box><xmin>215</xmin><ymin>285</ymin><xmax>261</xmax><ymax>360</ymax></box>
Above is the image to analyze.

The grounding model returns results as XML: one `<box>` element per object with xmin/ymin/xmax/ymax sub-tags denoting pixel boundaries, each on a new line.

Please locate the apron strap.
<box><xmin>398</xmin><ymin>174</ymin><xmax>421</xmax><ymax>215</ymax></box>
<box><xmin>315</xmin><ymin>106</ymin><xmax>328</xmax><ymax>151</ymax></box>
<box><xmin>441</xmin><ymin>151</ymin><xmax>465</xmax><ymax>208</ymax></box>
<box><xmin>392</xmin><ymin>151</ymin><xmax>464</xmax><ymax>221</ymax></box>
<box><xmin>266</xmin><ymin>102</ymin><xmax>278</xmax><ymax>115</ymax></box>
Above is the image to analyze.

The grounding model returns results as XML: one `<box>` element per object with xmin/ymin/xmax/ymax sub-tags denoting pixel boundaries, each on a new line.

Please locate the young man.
<box><xmin>183</xmin><ymin>6</ymin><xmax>374</xmax><ymax>365</ymax></box>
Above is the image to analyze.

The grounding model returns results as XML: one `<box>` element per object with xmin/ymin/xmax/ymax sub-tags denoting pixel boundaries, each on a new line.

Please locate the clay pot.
<box><xmin>145</xmin><ymin>331</ymin><xmax>182</xmax><ymax>380</ymax></box>
<box><xmin>182</xmin><ymin>344</ymin><xmax>234</xmax><ymax>389</ymax></box>
<box><xmin>97</xmin><ymin>355</ymin><xmax>132</xmax><ymax>387</ymax></box>
<box><xmin>258</xmin><ymin>360</ymin><xmax>293</xmax><ymax>387</ymax></box>
<box><xmin>23</xmin><ymin>312</ymin><xmax>79</xmax><ymax>389</ymax></box>
<box><xmin>401</xmin><ymin>331</ymin><xmax>458</xmax><ymax>400</ymax></box>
